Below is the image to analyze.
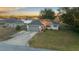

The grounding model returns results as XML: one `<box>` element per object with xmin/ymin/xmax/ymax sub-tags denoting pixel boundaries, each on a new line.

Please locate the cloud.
<box><xmin>0</xmin><ymin>7</ymin><xmax>38</xmax><ymax>16</ymax></box>
<box><xmin>0</xmin><ymin>7</ymin><xmax>18</xmax><ymax>13</ymax></box>
<box><xmin>0</xmin><ymin>7</ymin><xmax>59</xmax><ymax>16</ymax></box>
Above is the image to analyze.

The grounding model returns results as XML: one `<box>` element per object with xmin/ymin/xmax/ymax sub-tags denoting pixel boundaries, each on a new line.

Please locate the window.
<box><xmin>53</xmin><ymin>24</ymin><xmax>58</xmax><ymax>27</ymax></box>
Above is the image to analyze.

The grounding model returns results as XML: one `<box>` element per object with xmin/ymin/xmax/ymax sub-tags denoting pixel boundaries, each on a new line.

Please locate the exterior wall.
<box><xmin>4</xmin><ymin>23</ymin><xmax>24</xmax><ymax>28</ymax></box>
<box><xmin>51</xmin><ymin>24</ymin><xmax>59</xmax><ymax>30</ymax></box>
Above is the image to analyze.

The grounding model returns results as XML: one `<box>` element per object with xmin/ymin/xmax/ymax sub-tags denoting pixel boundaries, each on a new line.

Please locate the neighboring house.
<box><xmin>27</xmin><ymin>20</ymin><xmax>45</xmax><ymax>32</ymax></box>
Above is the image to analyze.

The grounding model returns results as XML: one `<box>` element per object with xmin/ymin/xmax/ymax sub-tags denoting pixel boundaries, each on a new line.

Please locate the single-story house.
<box><xmin>0</xmin><ymin>18</ymin><xmax>60</xmax><ymax>31</ymax></box>
<box><xmin>27</xmin><ymin>20</ymin><xmax>45</xmax><ymax>32</ymax></box>
<box><xmin>0</xmin><ymin>18</ymin><xmax>24</xmax><ymax>28</ymax></box>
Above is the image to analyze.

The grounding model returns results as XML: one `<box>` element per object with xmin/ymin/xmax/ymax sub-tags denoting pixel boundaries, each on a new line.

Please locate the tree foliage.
<box><xmin>59</xmin><ymin>7</ymin><xmax>79</xmax><ymax>31</ymax></box>
<box><xmin>40</xmin><ymin>8</ymin><xmax>55</xmax><ymax>20</ymax></box>
<box><xmin>16</xmin><ymin>25</ymin><xmax>21</xmax><ymax>31</ymax></box>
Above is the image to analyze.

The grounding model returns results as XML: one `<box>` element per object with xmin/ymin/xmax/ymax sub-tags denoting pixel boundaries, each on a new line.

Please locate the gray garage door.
<box><xmin>27</xmin><ymin>25</ymin><xmax>40</xmax><ymax>32</ymax></box>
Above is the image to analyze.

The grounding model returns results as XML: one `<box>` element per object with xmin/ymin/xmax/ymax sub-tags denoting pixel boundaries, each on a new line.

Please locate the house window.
<box><xmin>53</xmin><ymin>24</ymin><xmax>58</xmax><ymax>27</ymax></box>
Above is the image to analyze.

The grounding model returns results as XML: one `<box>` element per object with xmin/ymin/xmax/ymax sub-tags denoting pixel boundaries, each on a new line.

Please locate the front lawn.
<box><xmin>29</xmin><ymin>30</ymin><xmax>79</xmax><ymax>51</ymax></box>
<box><xmin>0</xmin><ymin>27</ymin><xmax>16</xmax><ymax>41</ymax></box>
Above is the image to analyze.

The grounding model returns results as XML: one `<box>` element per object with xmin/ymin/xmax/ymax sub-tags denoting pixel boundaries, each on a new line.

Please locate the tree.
<box><xmin>40</xmin><ymin>8</ymin><xmax>55</xmax><ymax>20</ymax></box>
<box><xmin>16</xmin><ymin>25</ymin><xmax>21</xmax><ymax>31</ymax></box>
<box><xmin>59</xmin><ymin>7</ymin><xmax>79</xmax><ymax>31</ymax></box>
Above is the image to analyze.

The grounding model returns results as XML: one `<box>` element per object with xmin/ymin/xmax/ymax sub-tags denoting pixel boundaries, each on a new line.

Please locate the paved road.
<box><xmin>0</xmin><ymin>43</ymin><xmax>49</xmax><ymax>51</ymax></box>
<box><xmin>0</xmin><ymin>31</ymin><xmax>50</xmax><ymax>51</ymax></box>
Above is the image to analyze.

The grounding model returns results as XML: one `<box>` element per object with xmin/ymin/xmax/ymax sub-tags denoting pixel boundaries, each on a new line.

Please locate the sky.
<box><xmin>0</xmin><ymin>7</ymin><xmax>59</xmax><ymax>16</ymax></box>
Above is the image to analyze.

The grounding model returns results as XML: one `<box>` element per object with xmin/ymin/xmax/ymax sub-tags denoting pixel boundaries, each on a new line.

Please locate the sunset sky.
<box><xmin>0</xmin><ymin>7</ymin><xmax>59</xmax><ymax>16</ymax></box>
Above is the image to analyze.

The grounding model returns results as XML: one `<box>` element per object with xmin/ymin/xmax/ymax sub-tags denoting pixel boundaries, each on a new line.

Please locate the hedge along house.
<box><xmin>27</xmin><ymin>20</ymin><xmax>45</xmax><ymax>32</ymax></box>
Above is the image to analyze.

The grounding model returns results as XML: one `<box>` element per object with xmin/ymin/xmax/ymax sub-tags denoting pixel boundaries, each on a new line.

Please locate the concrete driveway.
<box><xmin>0</xmin><ymin>31</ymin><xmax>49</xmax><ymax>51</ymax></box>
<box><xmin>1</xmin><ymin>31</ymin><xmax>37</xmax><ymax>46</ymax></box>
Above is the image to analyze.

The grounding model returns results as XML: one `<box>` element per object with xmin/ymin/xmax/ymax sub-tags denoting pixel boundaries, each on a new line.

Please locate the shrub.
<box><xmin>16</xmin><ymin>25</ymin><xmax>21</xmax><ymax>31</ymax></box>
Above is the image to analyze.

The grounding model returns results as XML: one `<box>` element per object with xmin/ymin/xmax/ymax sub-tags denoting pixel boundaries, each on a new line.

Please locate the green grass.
<box><xmin>29</xmin><ymin>30</ymin><xmax>79</xmax><ymax>51</ymax></box>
